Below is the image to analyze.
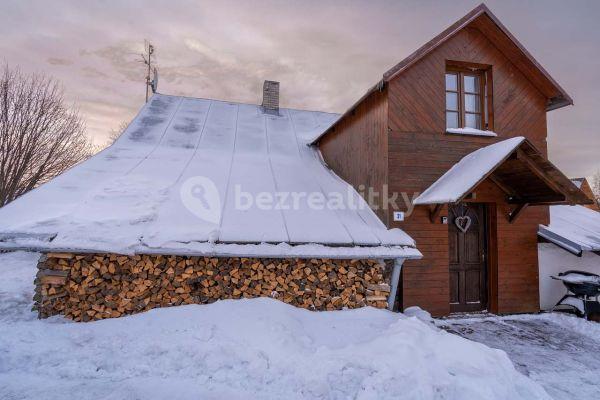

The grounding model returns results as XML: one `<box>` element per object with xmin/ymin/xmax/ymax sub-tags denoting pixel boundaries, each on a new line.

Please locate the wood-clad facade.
<box><xmin>316</xmin><ymin>5</ymin><xmax>588</xmax><ymax>316</ymax></box>
<box><xmin>319</xmin><ymin>90</ymin><xmax>389</xmax><ymax>223</ymax></box>
<box><xmin>387</xmin><ymin>24</ymin><xmax>550</xmax><ymax>316</ymax></box>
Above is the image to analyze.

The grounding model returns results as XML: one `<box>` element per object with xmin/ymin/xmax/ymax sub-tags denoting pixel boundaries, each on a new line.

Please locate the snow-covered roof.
<box><xmin>413</xmin><ymin>137</ymin><xmax>525</xmax><ymax>205</ymax></box>
<box><xmin>539</xmin><ymin>205</ymin><xmax>600</xmax><ymax>255</ymax></box>
<box><xmin>0</xmin><ymin>94</ymin><xmax>419</xmax><ymax>259</ymax></box>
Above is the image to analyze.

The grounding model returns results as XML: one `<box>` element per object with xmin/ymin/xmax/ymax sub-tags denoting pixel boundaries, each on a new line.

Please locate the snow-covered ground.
<box><xmin>0</xmin><ymin>251</ymin><xmax>552</xmax><ymax>400</ymax></box>
<box><xmin>440</xmin><ymin>314</ymin><xmax>600</xmax><ymax>400</ymax></box>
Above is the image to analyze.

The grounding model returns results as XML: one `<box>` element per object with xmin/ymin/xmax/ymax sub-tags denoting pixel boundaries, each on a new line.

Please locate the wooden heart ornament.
<box><xmin>455</xmin><ymin>216</ymin><xmax>472</xmax><ymax>233</ymax></box>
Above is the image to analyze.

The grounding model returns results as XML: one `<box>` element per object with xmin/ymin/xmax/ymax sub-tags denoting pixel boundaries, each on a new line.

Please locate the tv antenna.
<box><xmin>140</xmin><ymin>40</ymin><xmax>158</xmax><ymax>102</ymax></box>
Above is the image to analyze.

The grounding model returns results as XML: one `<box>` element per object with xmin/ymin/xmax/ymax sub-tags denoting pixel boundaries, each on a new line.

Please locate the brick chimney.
<box><xmin>261</xmin><ymin>80</ymin><xmax>280</xmax><ymax>114</ymax></box>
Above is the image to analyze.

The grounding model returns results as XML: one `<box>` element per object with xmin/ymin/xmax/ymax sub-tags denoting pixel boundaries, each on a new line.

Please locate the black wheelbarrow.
<box><xmin>551</xmin><ymin>270</ymin><xmax>600</xmax><ymax>320</ymax></box>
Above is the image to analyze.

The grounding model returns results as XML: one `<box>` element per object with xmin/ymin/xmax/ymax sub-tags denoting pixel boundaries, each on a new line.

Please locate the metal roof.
<box><xmin>0</xmin><ymin>94</ymin><xmax>419</xmax><ymax>259</ymax></box>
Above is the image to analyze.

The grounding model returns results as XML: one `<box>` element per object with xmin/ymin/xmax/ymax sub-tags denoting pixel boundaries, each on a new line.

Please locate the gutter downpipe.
<box><xmin>387</xmin><ymin>258</ymin><xmax>404</xmax><ymax>311</ymax></box>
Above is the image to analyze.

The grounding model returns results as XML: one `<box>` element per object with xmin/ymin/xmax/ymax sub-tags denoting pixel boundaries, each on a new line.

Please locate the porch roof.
<box><xmin>413</xmin><ymin>137</ymin><xmax>592</xmax><ymax>207</ymax></box>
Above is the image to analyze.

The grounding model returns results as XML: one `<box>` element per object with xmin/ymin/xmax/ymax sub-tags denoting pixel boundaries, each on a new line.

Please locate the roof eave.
<box><xmin>0</xmin><ymin>241</ymin><xmax>423</xmax><ymax>261</ymax></box>
<box><xmin>546</xmin><ymin>96</ymin><xmax>574</xmax><ymax>112</ymax></box>
<box><xmin>309</xmin><ymin>80</ymin><xmax>384</xmax><ymax>145</ymax></box>
<box><xmin>382</xmin><ymin>4</ymin><xmax>488</xmax><ymax>83</ymax></box>
<box><xmin>538</xmin><ymin>227</ymin><xmax>583</xmax><ymax>257</ymax></box>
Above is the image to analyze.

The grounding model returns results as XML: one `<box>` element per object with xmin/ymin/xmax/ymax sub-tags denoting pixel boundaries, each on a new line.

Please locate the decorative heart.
<box><xmin>455</xmin><ymin>216</ymin><xmax>472</xmax><ymax>233</ymax></box>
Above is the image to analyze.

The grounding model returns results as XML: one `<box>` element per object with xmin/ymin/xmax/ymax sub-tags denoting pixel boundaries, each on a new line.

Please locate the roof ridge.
<box><xmin>153</xmin><ymin>92</ymin><xmax>340</xmax><ymax>117</ymax></box>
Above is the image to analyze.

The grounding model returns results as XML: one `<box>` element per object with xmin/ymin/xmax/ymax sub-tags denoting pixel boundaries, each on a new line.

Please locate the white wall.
<box><xmin>538</xmin><ymin>243</ymin><xmax>600</xmax><ymax>310</ymax></box>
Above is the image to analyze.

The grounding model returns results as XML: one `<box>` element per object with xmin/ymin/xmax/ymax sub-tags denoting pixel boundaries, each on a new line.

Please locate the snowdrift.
<box><xmin>0</xmin><ymin>251</ymin><xmax>550</xmax><ymax>399</ymax></box>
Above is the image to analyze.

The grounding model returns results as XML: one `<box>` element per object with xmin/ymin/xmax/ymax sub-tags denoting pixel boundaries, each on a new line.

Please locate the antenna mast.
<box><xmin>141</xmin><ymin>41</ymin><xmax>156</xmax><ymax>103</ymax></box>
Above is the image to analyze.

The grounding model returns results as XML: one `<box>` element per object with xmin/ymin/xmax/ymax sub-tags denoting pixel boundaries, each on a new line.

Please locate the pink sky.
<box><xmin>1</xmin><ymin>0</ymin><xmax>598</xmax><ymax>178</ymax></box>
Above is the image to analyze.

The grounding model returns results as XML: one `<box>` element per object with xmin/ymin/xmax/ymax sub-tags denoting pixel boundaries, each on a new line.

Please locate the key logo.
<box><xmin>180</xmin><ymin>176</ymin><xmax>221</xmax><ymax>225</ymax></box>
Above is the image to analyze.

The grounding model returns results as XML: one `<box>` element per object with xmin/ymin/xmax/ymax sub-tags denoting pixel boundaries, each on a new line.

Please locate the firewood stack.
<box><xmin>34</xmin><ymin>253</ymin><xmax>392</xmax><ymax>322</ymax></box>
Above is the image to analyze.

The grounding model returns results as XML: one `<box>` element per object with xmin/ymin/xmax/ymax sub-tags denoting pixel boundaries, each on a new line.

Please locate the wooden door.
<box><xmin>449</xmin><ymin>203</ymin><xmax>487</xmax><ymax>313</ymax></box>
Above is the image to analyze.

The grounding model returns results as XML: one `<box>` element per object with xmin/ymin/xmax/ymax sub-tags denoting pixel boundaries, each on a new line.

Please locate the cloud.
<box><xmin>47</xmin><ymin>57</ymin><xmax>73</xmax><ymax>66</ymax></box>
<box><xmin>81</xmin><ymin>66</ymin><xmax>109</xmax><ymax>79</ymax></box>
<box><xmin>82</xmin><ymin>42</ymin><xmax>145</xmax><ymax>82</ymax></box>
<box><xmin>183</xmin><ymin>38</ymin><xmax>237</xmax><ymax>67</ymax></box>
<box><xmin>1</xmin><ymin>0</ymin><xmax>599</xmax><ymax>178</ymax></box>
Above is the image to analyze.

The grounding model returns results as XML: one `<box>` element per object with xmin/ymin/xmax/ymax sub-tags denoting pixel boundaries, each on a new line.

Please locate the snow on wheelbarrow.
<box><xmin>551</xmin><ymin>270</ymin><xmax>600</xmax><ymax>320</ymax></box>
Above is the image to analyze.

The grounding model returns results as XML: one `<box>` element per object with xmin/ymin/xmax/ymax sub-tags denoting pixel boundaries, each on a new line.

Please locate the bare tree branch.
<box><xmin>0</xmin><ymin>65</ymin><xmax>93</xmax><ymax>206</ymax></box>
<box><xmin>106</xmin><ymin>121</ymin><xmax>130</xmax><ymax>147</ymax></box>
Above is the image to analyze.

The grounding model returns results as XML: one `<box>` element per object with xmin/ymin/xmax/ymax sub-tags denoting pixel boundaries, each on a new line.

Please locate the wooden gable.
<box><xmin>383</xmin><ymin>3</ymin><xmax>572</xmax><ymax>110</ymax></box>
<box><xmin>312</xmin><ymin>3</ymin><xmax>572</xmax><ymax>147</ymax></box>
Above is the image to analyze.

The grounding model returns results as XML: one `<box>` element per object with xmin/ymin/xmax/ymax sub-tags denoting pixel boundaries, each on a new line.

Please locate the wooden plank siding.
<box><xmin>388</xmin><ymin>27</ymin><xmax>549</xmax><ymax>316</ymax></box>
<box><xmin>387</xmin><ymin>27</ymin><xmax>548</xmax><ymax>152</ymax></box>
<box><xmin>319</xmin><ymin>90</ymin><xmax>389</xmax><ymax>223</ymax></box>
<box><xmin>467</xmin><ymin>180</ymin><xmax>544</xmax><ymax>314</ymax></box>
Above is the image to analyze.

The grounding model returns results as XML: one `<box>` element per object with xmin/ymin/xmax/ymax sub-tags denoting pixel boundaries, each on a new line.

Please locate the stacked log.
<box><xmin>34</xmin><ymin>253</ymin><xmax>392</xmax><ymax>322</ymax></box>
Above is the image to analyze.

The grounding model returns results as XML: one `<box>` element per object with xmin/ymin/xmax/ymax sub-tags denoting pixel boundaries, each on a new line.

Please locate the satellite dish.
<box><xmin>151</xmin><ymin>67</ymin><xmax>158</xmax><ymax>93</ymax></box>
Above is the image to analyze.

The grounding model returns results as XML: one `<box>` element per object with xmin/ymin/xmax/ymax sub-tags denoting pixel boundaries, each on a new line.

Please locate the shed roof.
<box><xmin>539</xmin><ymin>205</ymin><xmax>600</xmax><ymax>255</ymax></box>
<box><xmin>0</xmin><ymin>94</ymin><xmax>419</xmax><ymax>259</ymax></box>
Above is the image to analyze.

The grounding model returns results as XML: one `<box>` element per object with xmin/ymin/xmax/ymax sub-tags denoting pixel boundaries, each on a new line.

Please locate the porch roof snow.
<box><xmin>413</xmin><ymin>137</ymin><xmax>525</xmax><ymax>205</ymax></box>
<box><xmin>0</xmin><ymin>94</ymin><xmax>419</xmax><ymax>259</ymax></box>
<box><xmin>539</xmin><ymin>205</ymin><xmax>600</xmax><ymax>254</ymax></box>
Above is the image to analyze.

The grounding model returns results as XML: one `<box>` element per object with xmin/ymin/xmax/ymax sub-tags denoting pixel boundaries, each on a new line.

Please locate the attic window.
<box><xmin>445</xmin><ymin>64</ymin><xmax>493</xmax><ymax>131</ymax></box>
